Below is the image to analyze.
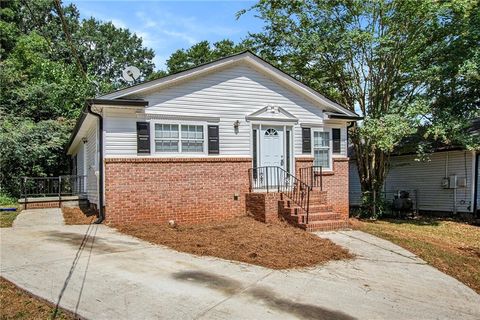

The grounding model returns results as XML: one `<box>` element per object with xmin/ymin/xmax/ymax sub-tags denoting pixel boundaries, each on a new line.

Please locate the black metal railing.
<box><xmin>249</xmin><ymin>166</ymin><xmax>311</xmax><ymax>223</ymax></box>
<box><xmin>299</xmin><ymin>166</ymin><xmax>323</xmax><ymax>190</ymax></box>
<box><xmin>21</xmin><ymin>175</ymin><xmax>87</xmax><ymax>200</ymax></box>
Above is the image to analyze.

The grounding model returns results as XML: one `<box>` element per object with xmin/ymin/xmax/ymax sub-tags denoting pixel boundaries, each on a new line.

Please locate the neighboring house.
<box><xmin>349</xmin><ymin>129</ymin><xmax>480</xmax><ymax>217</ymax></box>
<box><xmin>67</xmin><ymin>51</ymin><xmax>360</xmax><ymax>230</ymax></box>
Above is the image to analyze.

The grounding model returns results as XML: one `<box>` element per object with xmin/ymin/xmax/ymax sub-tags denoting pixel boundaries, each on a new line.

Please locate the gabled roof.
<box><xmin>99</xmin><ymin>51</ymin><xmax>358</xmax><ymax>118</ymax></box>
<box><xmin>246</xmin><ymin>106</ymin><xmax>298</xmax><ymax>123</ymax></box>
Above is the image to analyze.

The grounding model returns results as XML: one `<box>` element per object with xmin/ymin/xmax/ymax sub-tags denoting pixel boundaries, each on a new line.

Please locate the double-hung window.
<box><xmin>313</xmin><ymin>131</ymin><xmax>330</xmax><ymax>169</ymax></box>
<box><xmin>155</xmin><ymin>124</ymin><xmax>179</xmax><ymax>152</ymax></box>
<box><xmin>181</xmin><ymin>125</ymin><xmax>204</xmax><ymax>152</ymax></box>
<box><xmin>154</xmin><ymin>123</ymin><xmax>204</xmax><ymax>153</ymax></box>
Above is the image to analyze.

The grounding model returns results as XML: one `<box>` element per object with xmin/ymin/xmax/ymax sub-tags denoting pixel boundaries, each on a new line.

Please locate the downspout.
<box><xmin>87</xmin><ymin>102</ymin><xmax>105</xmax><ymax>224</ymax></box>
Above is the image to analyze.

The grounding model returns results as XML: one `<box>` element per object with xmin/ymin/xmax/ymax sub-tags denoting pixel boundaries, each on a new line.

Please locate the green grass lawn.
<box><xmin>0</xmin><ymin>193</ymin><xmax>19</xmax><ymax>228</ymax></box>
<box><xmin>352</xmin><ymin>217</ymin><xmax>480</xmax><ymax>294</ymax></box>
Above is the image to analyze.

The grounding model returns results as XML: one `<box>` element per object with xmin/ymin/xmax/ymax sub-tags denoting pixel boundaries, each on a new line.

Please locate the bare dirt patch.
<box><xmin>114</xmin><ymin>216</ymin><xmax>352</xmax><ymax>269</ymax></box>
<box><xmin>62</xmin><ymin>206</ymin><xmax>97</xmax><ymax>225</ymax></box>
<box><xmin>0</xmin><ymin>277</ymin><xmax>74</xmax><ymax>319</ymax></box>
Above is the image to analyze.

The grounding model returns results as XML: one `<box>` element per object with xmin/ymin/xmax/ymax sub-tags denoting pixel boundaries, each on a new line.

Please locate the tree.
<box><xmin>422</xmin><ymin>1</ymin><xmax>480</xmax><ymax>148</ymax></box>
<box><xmin>166</xmin><ymin>39</ymin><xmax>253</xmax><ymax>73</ymax></box>
<box><xmin>0</xmin><ymin>118</ymin><xmax>73</xmax><ymax>197</ymax></box>
<box><xmin>239</xmin><ymin>0</ymin><xmax>479</xmax><ymax>216</ymax></box>
<box><xmin>0</xmin><ymin>0</ymin><xmax>156</xmax><ymax>197</ymax></box>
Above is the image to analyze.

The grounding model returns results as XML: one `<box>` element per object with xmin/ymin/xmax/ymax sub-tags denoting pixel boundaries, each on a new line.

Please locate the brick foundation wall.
<box><xmin>245</xmin><ymin>192</ymin><xmax>281</xmax><ymax>223</ymax></box>
<box><xmin>295</xmin><ymin>156</ymin><xmax>350</xmax><ymax>219</ymax></box>
<box><xmin>104</xmin><ymin>157</ymin><xmax>251</xmax><ymax>225</ymax></box>
<box><xmin>20</xmin><ymin>199</ymin><xmax>89</xmax><ymax>210</ymax></box>
<box><xmin>20</xmin><ymin>201</ymin><xmax>60</xmax><ymax>210</ymax></box>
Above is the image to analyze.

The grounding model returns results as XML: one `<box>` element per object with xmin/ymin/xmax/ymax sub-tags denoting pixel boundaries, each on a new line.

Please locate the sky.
<box><xmin>66</xmin><ymin>0</ymin><xmax>262</xmax><ymax>70</ymax></box>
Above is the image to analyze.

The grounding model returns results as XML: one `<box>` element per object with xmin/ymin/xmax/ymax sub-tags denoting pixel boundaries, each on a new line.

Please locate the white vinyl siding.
<box><xmin>103</xmin><ymin>64</ymin><xmax>330</xmax><ymax>157</ymax></box>
<box><xmin>104</xmin><ymin>110</ymin><xmax>138</xmax><ymax>156</ymax></box>
<box><xmin>71</xmin><ymin>143</ymin><xmax>85</xmax><ymax>176</ymax></box>
<box><xmin>85</xmin><ymin>125</ymin><xmax>98</xmax><ymax>205</ymax></box>
<box><xmin>349</xmin><ymin>151</ymin><xmax>475</xmax><ymax>212</ymax></box>
<box><xmin>77</xmin><ymin>143</ymin><xmax>86</xmax><ymax>177</ymax></box>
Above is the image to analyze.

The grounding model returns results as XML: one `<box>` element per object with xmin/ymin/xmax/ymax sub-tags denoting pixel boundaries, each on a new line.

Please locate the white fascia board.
<box><xmin>67</xmin><ymin>115</ymin><xmax>95</xmax><ymax>155</ymax></box>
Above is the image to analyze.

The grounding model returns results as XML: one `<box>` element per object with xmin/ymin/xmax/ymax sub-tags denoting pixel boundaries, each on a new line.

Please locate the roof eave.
<box><xmin>66</xmin><ymin>99</ymin><xmax>149</xmax><ymax>154</ymax></box>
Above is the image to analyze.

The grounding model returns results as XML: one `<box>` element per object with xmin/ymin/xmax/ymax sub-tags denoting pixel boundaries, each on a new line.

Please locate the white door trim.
<box><xmin>252</xmin><ymin>123</ymin><xmax>294</xmax><ymax>174</ymax></box>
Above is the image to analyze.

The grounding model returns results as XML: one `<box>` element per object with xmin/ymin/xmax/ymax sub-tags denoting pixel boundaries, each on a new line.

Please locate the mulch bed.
<box><xmin>62</xmin><ymin>206</ymin><xmax>97</xmax><ymax>225</ymax></box>
<box><xmin>0</xmin><ymin>277</ymin><xmax>75</xmax><ymax>319</ymax></box>
<box><xmin>114</xmin><ymin>216</ymin><xmax>353</xmax><ymax>269</ymax></box>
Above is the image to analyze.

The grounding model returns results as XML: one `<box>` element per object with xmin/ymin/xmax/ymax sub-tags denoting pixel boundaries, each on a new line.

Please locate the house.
<box><xmin>66</xmin><ymin>51</ymin><xmax>361</xmax><ymax>230</ymax></box>
<box><xmin>349</xmin><ymin>127</ymin><xmax>480</xmax><ymax>217</ymax></box>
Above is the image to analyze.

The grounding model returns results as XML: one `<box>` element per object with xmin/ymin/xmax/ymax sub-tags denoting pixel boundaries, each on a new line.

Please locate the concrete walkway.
<box><xmin>1</xmin><ymin>208</ymin><xmax>479</xmax><ymax>320</ymax></box>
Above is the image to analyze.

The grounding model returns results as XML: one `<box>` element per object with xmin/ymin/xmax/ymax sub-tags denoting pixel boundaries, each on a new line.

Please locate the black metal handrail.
<box><xmin>249</xmin><ymin>166</ymin><xmax>311</xmax><ymax>223</ymax></box>
<box><xmin>299</xmin><ymin>166</ymin><xmax>323</xmax><ymax>190</ymax></box>
<box><xmin>21</xmin><ymin>175</ymin><xmax>87</xmax><ymax>200</ymax></box>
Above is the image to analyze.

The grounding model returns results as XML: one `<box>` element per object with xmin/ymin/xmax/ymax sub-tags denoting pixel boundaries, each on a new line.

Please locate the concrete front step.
<box><xmin>302</xmin><ymin>220</ymin><xmax>350</xmax><ymax>232</ymax></box>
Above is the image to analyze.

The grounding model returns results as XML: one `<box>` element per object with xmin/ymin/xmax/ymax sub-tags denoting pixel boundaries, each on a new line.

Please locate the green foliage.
<box><xmin>166</xmin><ymin>39</ymin><xmax>253</xmax><ymax>73</ymax></box>
<box><xmin>240</xmin><ymin>0</ymin><xmax>480</xmax><ymax>217</ymax></box>
<box><xmin>0</xmin><ymin>193</ymin><xmax>17</xmax><ymax>207</ymax></box>
<box><xmin>0</xmin><ymin>0</ymin><xmax>156</xmax><ymax>197</ymax></box>
<box><xmin>0</xmin><ymin>117</ymin><xmax>73</xmax><ymax>196</ymax></box>
<box><xmin>359</xmin><ymin>191</ymin><xmax>388</xmax><ymax>220</ymax></box>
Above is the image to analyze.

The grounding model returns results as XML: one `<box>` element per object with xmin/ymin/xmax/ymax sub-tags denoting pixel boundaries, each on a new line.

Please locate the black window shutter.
<box><xmin>332</xmin><ymin>128</ymin><xmax>341</xmax><ymax>153</ymax></box>
<box><xmin>208</xmin><ymin>125</ymin><xmax>219</xmax><ymax>154</ymax></box>
<box><xmin>302</xmin><ymin>127</ymin><xmax>311</xmax><ymax>153</ymax></box>
<box><xmin>136</xmin><ymin>122</ymin><xmax>150</xmax><ymax>154</ymax></box>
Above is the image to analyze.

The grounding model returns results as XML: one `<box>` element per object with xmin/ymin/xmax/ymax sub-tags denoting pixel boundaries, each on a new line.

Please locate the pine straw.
<box><xmin>62</xmin><ymin>206</ymin><xmax>97</xmax><ymax>225</ymax></box>
<box><xmin>114</xmin><ymin>216</ymin><xmax>352</xmax><ymax>269</ymax></box>
<box><xmin>0</xmin><ymin>277</ymin><xmax>74</xmax><ymax>320</ymax></box>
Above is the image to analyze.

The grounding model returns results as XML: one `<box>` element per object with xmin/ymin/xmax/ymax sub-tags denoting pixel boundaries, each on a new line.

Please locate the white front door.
<box><xmin>260</xmin><ymin>126</ymin><xmax>284</xmax><ymax>168</ymax></box>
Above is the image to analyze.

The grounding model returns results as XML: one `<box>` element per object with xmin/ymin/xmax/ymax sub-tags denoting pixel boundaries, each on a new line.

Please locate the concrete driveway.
<box><xmin>1</xmin><ymin>208</ymin><xmax>479</xmax><ymax>320</ymax></box>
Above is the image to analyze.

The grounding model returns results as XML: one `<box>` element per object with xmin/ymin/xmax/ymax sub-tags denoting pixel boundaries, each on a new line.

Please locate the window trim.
<box><xmin>150</xmin><ymin>120</ymin><xmax>207</xmax><ymax>155</ymax></box>
<box><xmin>312</xmin><ymin>129</ymin><xmax>332</xmax><ymax>171</ymax></box>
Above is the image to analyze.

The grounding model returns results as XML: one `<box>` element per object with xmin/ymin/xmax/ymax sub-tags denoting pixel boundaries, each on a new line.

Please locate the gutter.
<box><xmin>66</xmin><ymin>98</ymin><xmax>148</xmax><ymax>153</ymax></box>
<box><xmin>87</xmin><ymin>102</ymin><xmax>105</xmax><ymax>224</ymax></box>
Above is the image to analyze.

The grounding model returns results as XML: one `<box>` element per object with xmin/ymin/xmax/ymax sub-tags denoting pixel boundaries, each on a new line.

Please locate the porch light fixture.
<box><xmin>233</xmin><ymin>120</ymin><xmax>240</xmax><ymax>129</ymax></box>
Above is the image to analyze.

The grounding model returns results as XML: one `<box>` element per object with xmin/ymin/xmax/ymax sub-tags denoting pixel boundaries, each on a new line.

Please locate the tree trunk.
<box><xmin>350</xmin><ymin>127</ymin><xmax>390</xmax><ymax>217</ymax></box>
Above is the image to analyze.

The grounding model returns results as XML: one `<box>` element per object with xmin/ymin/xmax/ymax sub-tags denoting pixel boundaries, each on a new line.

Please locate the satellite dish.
<box><xmin>122</xmin><ymin>66</ymin><xmax>141</xmax><ymax>82</ymax></box>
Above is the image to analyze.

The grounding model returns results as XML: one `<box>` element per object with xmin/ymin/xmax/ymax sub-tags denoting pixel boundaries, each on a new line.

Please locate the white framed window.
<box><xmin>153</xmin><ymin>122</ymin><xmax>205</xmax><ymax>154</ymax></box>
<box><xmin>313</xmin><ymin>131</ymin><xmax>330</xmax><ymax>169</ymax></box>
<box><xmin>155</xmin><ymin>124</ymin><xmax>179</xmax><ymax>152</ymax></box>
<box><xmin>181</xmin><ymin>124</ymin><xmax>204</xmax><ymax>152</ymax></box>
